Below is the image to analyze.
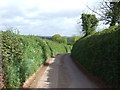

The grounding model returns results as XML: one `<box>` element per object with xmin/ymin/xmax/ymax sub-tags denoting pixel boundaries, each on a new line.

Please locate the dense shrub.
<box><xmin>45</xmin><ymin>39</ymin><xmax>71</xmax><ymax>56</ymax></box>
<box><xmin>2</xmin><ymin>30</ymin><xmax>71</xmax><ymax>88</ymax></box>
<box><xmin>51</xmin><ymin>34</ymin><xmax>68</xmax><ymax>44</ymax></box>
<box><xmin>70</xmin><ymin>36</ymin><xmax>81</xmax><ymax>45</ymax></box>
<box><xmin>71</xmin><ymin>26</ymin><xmax>120</xmax><ymax>88</ymax></box>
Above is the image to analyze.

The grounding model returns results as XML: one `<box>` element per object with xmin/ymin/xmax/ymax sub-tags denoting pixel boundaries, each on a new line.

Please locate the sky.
<box><xmin>0</xmin><ymin>0</ymin><xmax>105</xmax><ymax>36</ymax></box>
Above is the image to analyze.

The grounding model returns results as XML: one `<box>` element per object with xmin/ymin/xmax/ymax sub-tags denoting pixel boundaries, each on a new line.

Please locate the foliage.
<box><xmin>2</xmin><ymin>30</ymin><xmax>71</xmax><ymax>88</ymax></box>
<box><xmin>62</xmin><ymin>36</ymin><xmax>67</xmax><ymax>44</ymax></box>
<box><xmin>104</xmin><ymin>1</ymin><xmax>120</xmax><ymax>26</ymax></box>
<box><xmin>45</xmin><ymin>39</ymin><xmax>71</xmax><ymax>56</ymax></box>
<box><xmin>52</xmin><ymin>34</ymin><xmax>61</xmax><ymax>42</ymax></box>
<box><xmin>88</xmin><ymin>1</ymin><xmax>120</xmax><ymax>26</ymax></box>
<box><xmin>2</xmin><ymin>30</ymin><xmax>23</xmax><ymax>88</ymax></box>
<box><xmin>52</xmin><ymin>34</ymin><xmax>67</xmax><ymax>44</ymax></box>
<box><xmin>71</xmin><ymin>26</ymin><xmax>120</xmax><ymax>88</ymax></box>
<box><xmin>81</xmin><ymin>13</ymin><xmax>98</xmax><ymax>37</ymax></box>
<box><xmin>70</xmin><ymin>36</ymin><xmax>80</xmax><ymax>45</ymax></box>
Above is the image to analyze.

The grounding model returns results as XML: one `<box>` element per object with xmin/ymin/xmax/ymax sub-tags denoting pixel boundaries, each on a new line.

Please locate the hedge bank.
<box><xmin>71</xmin><ymin>26</ymin><xmax>120</xmax><ymax>88</ymax></box>
<box><xmin>2</xmin><ymin>30</ymin><xmax>71</xmax><ymax>88</ymax></box>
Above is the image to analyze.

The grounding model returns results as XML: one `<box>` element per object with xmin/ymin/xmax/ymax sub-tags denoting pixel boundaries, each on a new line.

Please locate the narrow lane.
<box><xmin>27</xmin><ymin>54</ymin><xmax>99</xmax><ymax>88</ymax></box>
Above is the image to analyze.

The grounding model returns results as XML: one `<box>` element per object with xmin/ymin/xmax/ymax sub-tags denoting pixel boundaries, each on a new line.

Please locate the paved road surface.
<box><xmin>26</xmin><ymin>54</ymin><xmax>99</xmax><ymax>88</ymax></box>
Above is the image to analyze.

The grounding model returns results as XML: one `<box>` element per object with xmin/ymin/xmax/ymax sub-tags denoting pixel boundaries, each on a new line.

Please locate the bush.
<box><xmin>45</xmin><ymin>39</ymin><xmax>70</xmax><ymax>56</ymax></box>
<box><xmin>71</xmin><ymin>26</ymin><xmax>120</xmax><ymax>88</ymax></box>
<box><xmin>51</xmin><ymin>34</ymin><xmax>67</xmax><ymax>44</ymax></box>
<box><xmin>2</xmin><ymin>30</ymin><xmax>71</xmax><ymax>88</ymax></box>
<box><xmin>70</xmin><ymin>36</ymin><xmax>81</xmax><ymax>45</ymax></box>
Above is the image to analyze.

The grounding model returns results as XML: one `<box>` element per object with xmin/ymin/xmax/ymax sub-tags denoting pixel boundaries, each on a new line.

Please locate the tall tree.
<box><xmin>108</xmin><ymin>2</ymin><xmax>120</xmax><ymax>26</ymax></box>
<box><xmin>86</xmin><ymin>0</ymin><xmax>120</xmax><ymax>26</ymax></box>
<box><xmin>81</xmin><ymin>13</ymin><xmax>98</xmax><ymax>37</ymax></box>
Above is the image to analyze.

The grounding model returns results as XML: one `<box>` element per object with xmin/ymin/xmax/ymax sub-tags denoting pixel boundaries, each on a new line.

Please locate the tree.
<box><xmin>86</xmin><ymin>0</ymin><xmax>120</xmax><ymax>26</ymax></box>
<box><xmin>81</xmin><ymin>13</ymin><xmax>98</xmax><ymax>37</ymax></box>
<box><xmin>52</xmin><ymin>34</ymin><xmax>67</xmax><ymax>44</ymax></box>
<box><xmin>52</xmin><ymin>34</ymin><xmax>61</xmax><ymax>42</ymax></box>
<box><xmin>107</xmin><ymin>2</ymin><xmax>120</xmax><ymax>26</ymax></box>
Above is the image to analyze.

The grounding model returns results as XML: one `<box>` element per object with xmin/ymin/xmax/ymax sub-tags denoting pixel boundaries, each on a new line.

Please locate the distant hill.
<box><xmin>39</xmin><ymin>36</ymin><xmax>52</xmax><ymax>40</ymax></box>
<box><xmin>39</xmin><ymin>36</ymin><xmax>72</xmax><ymax>40</ymax></box>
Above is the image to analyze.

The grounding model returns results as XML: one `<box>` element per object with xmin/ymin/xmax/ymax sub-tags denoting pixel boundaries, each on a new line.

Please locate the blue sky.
<box><xmin>0</xmin><ymin>0</ymin><xmax>106</xmax><ymax>36</ymax></box>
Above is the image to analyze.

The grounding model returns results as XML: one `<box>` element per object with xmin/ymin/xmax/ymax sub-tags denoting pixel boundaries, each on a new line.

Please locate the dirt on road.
<box><xmin>23</xmin><ymin>54</ymin><xmax>101</xmax><ymax>88</ymax></box>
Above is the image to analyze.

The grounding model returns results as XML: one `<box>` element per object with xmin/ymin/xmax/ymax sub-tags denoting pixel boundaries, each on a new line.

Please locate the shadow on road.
<box><xmin>24</xmin><ymin>53</ymin><xmax>102</xmax><ymax>88</ymax></box>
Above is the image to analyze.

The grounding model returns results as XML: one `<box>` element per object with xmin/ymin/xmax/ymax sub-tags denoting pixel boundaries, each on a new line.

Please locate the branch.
<box><xmin>103</xmin><ymin>0</ymin><xmax>111</xmax><ymax>9</ymax></box>
<box><xmin>85</xmin><ymin>4</ymin><xmax>105</xmax><ymax>19</ymax></box>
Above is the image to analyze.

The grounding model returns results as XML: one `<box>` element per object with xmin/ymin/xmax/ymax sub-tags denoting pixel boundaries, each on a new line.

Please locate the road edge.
<box><xmin>70</xmin><ymin>54</ymin><xmax>108</xmax><ymax>88</ymax></box>
<box><xmin>22</xmin><ymin>57</ymin><xmax>54</xmax><ymax>88</ymax></box>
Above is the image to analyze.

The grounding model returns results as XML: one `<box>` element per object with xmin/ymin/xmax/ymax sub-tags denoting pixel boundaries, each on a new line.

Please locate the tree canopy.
<box><xmin>102</xmin><ymin>1</ymin><xmax>120</xmax><ymax>26</ymax></box>
<box><xmin>51</xmin><ymin>34</ymin><xmax>67</xmax><ymax>44</ymax></box>
<box><xmin>87</xmin><ymin>0</ymin><xmax>120</xmax><ymax>26</ymax></box>
<box><xmin>81</xmin><ymin>13</ymin><xmax>98</xmax><ymax>37</ymax></box>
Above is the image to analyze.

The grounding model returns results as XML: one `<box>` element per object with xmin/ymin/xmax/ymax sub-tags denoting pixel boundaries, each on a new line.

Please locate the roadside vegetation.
<box><xmin>1</xmin><ymin>0</ymin><xmax>119</xmax><ymax>88</ymax></box>
<box><xmin>1</xmin><ymin>30</ymin><xmax>71</xmax><ymax>88</ymax></box>
<box><xmin>51</xmin><ymin>34</ymin><xmax>81</xmax><ymax>45</ymax></box>
<box><xmin>71</xmin><ymin>26</ymin><xmax>119</xmax><ymax>88</ymax></box>
<box><xmin>71</xmin><ymin>1</ymin><xmax>120</xmax><ymax>88</ymax></box>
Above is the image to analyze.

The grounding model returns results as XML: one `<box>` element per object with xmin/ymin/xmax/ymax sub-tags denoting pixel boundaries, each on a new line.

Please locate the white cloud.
<box><xmin>0</xmin><ymin>0</ymin><xmax>9</xmax><ymax>7</ymax></box>
<box><xmin>0</xmin><ymin>0</ymin><xmax>102</xmax><ymax>36</ymax></box>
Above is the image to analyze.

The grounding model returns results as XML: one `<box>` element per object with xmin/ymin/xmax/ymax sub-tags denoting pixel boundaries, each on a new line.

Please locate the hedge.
<box><xmin>71</xmin><ymin>26</ymin><xmax>120</xmax><ymax>88</ymax></box>
<box><xmin>1</xmin><ymin>30</ymin><xmax>71</xmax><ymax>88</ymax></box>
<box><xmin>45</xmin><ymin>39</ymin><xmax>71</xmax><ymax>56</ymax></box>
